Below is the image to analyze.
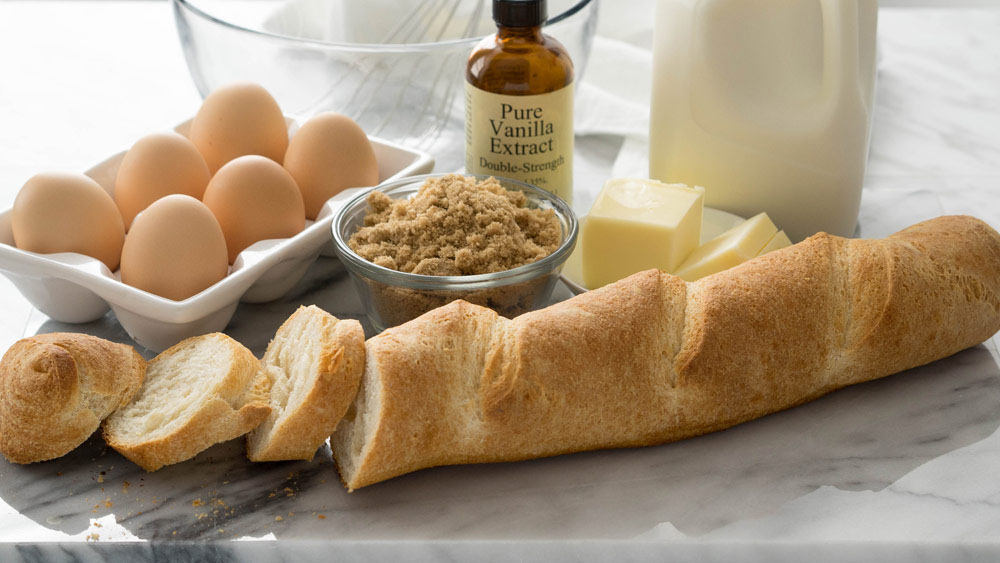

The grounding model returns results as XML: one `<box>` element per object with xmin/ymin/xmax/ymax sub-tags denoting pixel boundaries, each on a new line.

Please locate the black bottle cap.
<box><xmin>493</xmin><ymin>0</ymin><xmax>547</xmax><ymax>28</ymax></box>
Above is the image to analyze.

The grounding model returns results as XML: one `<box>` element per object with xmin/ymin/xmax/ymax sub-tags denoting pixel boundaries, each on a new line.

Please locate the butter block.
<box><xmin>756</xmin><ymin>230</ymin><xmax>792</xmax><ymax>257</ymax></box>
<box><xmin>582</xmin><ymin>178</ymin><xmax>704</xmax><ymax>289</ymax></box>
<box><xmin>672</xmin><ymin>212</ymin><xmax>777</xmax><ymax>282</ymax></box>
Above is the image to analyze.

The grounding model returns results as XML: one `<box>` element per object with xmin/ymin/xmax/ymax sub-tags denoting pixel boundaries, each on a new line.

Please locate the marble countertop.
<box><xmin>1</xmin><ymin>2</ymin><xmax>1000</xmax><ymax>561</ymax></box>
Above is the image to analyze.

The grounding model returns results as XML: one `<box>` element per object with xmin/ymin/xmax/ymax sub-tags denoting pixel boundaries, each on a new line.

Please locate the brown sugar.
<box><xmin>347</xmin><ymin>174</ymin><xmax>561</xmax><ymax>276</ymax></box>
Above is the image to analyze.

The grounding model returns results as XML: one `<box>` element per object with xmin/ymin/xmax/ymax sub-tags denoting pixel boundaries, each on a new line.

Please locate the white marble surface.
<box><xmin>1</xmin><ymin>2</ymin><xmax>1000</xmax><ymax>561</ymax></box>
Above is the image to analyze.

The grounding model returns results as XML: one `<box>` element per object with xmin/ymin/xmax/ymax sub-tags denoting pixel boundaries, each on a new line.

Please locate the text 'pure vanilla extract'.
<box><xmin>465</xmin><ymin>0</ymin><xmax>574</xmax><ymax>204</ymax></box>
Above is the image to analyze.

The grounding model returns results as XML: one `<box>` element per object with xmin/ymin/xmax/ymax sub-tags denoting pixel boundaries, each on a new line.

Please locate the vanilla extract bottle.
<box><xmin>465</xmin><ymin>0</ymin><xmax>574</xmax><ymax>203</ymax></box>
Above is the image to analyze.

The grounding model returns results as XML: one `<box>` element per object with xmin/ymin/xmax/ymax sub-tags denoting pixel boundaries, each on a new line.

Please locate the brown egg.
<box><xmin>202</xmin><ymin>155</ymin><xmax>305</xmax><ymax>264</ymax></box>
<box><xmin>120</xmin><ymin>195</ymin><xmax>228</xmax><ymax>301</ymax></box>
<box><xmin>189</xmin><ymin>83</ymin><xmax>288</xmax><ymax>174</ymax></box>
<box><xmin>283</xmin><ymin>112</ymin><xmax>379</xmax><ymax>220</ymax></box>
<box><xmin>12</xmin><ymin>172</ymin><xmax>125</xmax><ymax>270</ymax></box>
<box><xmin>115</xmin><ymin>132</ymin><xmax>211</xmax><ymax>230</ymax></box>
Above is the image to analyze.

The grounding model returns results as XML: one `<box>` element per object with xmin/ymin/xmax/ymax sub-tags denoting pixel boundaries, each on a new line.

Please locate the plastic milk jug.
<box><xmin>649</xmin><ymin>0</ymin><xmax>878</xmax><ymax>241</ymax></box>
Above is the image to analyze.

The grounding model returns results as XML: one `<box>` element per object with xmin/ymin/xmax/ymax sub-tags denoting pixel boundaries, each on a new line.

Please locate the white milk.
<box><xmin>649</xmin><ymin>0</ymin><xmax>877</xmax><ymax>241</ymax></box>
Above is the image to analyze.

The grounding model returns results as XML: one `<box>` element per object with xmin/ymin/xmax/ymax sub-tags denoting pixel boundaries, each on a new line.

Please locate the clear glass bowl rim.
<box><xmin>332</xmin><ymin>174</ymin><xmax>579</xmax><ymax>291</ymax></box>
<box><xmin>173</xmin><ymin>0</ymin><xmax>595</xmax><ymax>51</ymax></box>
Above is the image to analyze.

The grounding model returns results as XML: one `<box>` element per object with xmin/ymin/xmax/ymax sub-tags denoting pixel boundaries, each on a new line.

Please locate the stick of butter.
<box><xmin>582</xmin><ymin>178</ymin><xmax>704</xmax><ymax>289</ymax></box>
<box><xmin>672</xmin><ymin>212</ymin><xmax>778</xmax><ymax>282</ymax></box>
<box><xmin>756</xmin><ymin>230</ymin><xmax>792</xmax><ymax>257</ymax></box>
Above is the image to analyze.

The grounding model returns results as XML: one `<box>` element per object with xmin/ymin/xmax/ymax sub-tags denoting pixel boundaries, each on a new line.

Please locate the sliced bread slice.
<box><xmin>103</xmin><ymin>333</ymin><xmax>270</xmax><ymax>471</ymax></box>
<box><xmin>246</xmin><ymin>305</ymin><xmax>365</xmax><ymax>462</ymax></box>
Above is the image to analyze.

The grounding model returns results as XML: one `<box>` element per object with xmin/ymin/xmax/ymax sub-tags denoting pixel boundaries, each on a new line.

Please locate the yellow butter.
<box><xmin>756</xmin><ymin>230</ymin><xmax>792</xmax><ymax>257</ymax></box>
<box><xmin>672</xmin><ymin>212</ymin><xmax>778</xmax><ymax>282</ymax></box>
<box><xmin>582</xmin><ymin>178</ymin><xmax>704</xmax><ymax>289</ymax></box>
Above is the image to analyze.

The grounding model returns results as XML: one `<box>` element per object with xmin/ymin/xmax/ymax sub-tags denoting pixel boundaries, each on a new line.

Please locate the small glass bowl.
<box><xmin>332</xmin><ymin>174</ymin><xmax>578</xmax><ymax>332</ymax></box>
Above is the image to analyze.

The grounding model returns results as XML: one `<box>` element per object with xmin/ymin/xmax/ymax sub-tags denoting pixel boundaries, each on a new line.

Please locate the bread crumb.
<box><xmin>192</xmin><ymin>499</ymin><xmax>204</xmax><ymax>507</ymax></box>
<box><xmin>275</xmin><ymin>516</ymin><xmax>283</xmax><ymax>522</ymax></box>
<box><xmin>348</xmin><ymin>174</ymin><xmax>560</xmax><ymax>275</ymax></box>
<box><xmin>318</xmin><ymin>515</ymin><xmax>326</xmax><ymax>520</ymax></box>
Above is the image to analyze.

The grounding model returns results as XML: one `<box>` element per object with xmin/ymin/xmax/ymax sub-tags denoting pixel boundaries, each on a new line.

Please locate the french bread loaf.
<box><xmin>246</xmin><ymin>305</ymin><xmax>365</xmax><ymax>462</ymax></box>
<box><xmin>331</xmin><ymin>215</ymin><xmax>1000</xmax><ymax>490</ymax></box>
<box><xmin>0</xmin><ymin>333</ymin><xmax>145</xmax><ymax>464</ymax></box>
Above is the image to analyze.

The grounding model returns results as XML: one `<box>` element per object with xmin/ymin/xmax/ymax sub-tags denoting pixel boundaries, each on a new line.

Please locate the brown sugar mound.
<box><xmin>347</xmin><ymin>174</ymin><xmax>561</xmax><ymax>276</ymax></box>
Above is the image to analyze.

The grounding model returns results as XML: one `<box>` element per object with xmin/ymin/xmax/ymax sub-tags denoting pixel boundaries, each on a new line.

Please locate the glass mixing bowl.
<box><xmin>173</xmin><ymin>0</ymin><xmax>598</xmax><ymax>170</ymax></box>
<box><xmin>332</xmin><ymin>174</ymin><xmax>578</xmax><ymax>332</ymax></box>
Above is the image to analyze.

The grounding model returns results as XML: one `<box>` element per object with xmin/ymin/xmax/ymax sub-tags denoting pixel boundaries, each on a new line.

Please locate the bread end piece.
<box><xmin>103</xmin><ymin>333</ymin><xmax>269</xmax><ymax>472</ymax></box>
<box><xmin>0</xmin><ymin>333</ymin><xmax>145</xmax><ymax>464</ymax></box>
<box><xmin>247</xmin><ymin>305</ymin><xmax>365</xmax><ymax>462</ymax></box>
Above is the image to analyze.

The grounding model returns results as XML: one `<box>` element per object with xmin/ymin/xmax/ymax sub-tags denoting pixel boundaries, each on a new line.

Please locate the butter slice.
<box><xmin>756</xmin><ymin>230</ymin><xmax>792</xmax><ymax>257</ymax></box>
<box><xmin>582</xmin><ymin>178</ymin><xmax>704</xmax><ymax>289</ymax></box>
<box><xmin>672</xmin><ymin>212</ymin><xmax>777</xmax><ymax>282</ymax></box>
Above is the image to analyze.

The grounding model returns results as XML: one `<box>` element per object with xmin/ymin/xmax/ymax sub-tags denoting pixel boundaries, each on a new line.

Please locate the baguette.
<box><xmin>246</xmin><ymin>305</ymin><xmax>365</xmax><ymax>462</ymax></box>
<box><xmin>0</xmin><ymin>333</ymin><xmax>145</xmax><ymax>464</ymax></box>
<box><xmin>331</xmin><ymin>215</ymin><xmax>1000</xmax><ymax>490</ymax></box>
<box><xmin>103</xmin><ymin>333</ymin><xmax>270</xmax><ymax>471</ymax></box>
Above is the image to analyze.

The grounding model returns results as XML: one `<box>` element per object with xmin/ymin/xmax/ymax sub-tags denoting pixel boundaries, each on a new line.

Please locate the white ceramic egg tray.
<box><xmin>0</xmin><ymin>118</ymin><xmax>433</xmax><ymax>352</ymax></box>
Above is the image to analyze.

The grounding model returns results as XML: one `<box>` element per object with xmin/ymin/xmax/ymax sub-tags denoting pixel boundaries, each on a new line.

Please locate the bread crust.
<box><xmin>246</xmin><ymin>306</ymin><xmax>365</xmax><ymax>462</ymax></box>
<box><xmin>333</xmin><ymin>215</ymin><xmax>1000</xmax><ymax>490</ymax></box>
<box><xmin>102</xmin><ymin>333</ymin><xmax>269</xmax><ymax>471</ymax></box>
<box><xmin>0</xmin><ymin>333</ymin><xmax>145</xmax><ymax>464</ymax></box>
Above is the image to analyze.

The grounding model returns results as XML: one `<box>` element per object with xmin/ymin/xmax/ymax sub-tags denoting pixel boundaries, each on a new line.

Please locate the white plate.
<box><xmin>0</xmin><ymin>117</ymin><xmax>434</xmax><ymax>352</ymax></box>
<box><xmin>560</xmin><ymin>207</ymin><xmax>746</xmax><ymax>294</ymax></box>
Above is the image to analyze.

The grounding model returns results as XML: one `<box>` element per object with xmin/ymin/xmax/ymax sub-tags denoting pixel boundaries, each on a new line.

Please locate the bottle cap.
<box><xmin>493</xmin><ymin>0</ymin><xmax>547</xmax><ymax>28</ymax></box>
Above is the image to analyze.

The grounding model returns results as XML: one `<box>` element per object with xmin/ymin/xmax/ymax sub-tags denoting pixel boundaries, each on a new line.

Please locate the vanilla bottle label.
<box><xmin>465</xmin><ymin>82</ymin><xmax>574</xmax><ymax>203</ymax></box>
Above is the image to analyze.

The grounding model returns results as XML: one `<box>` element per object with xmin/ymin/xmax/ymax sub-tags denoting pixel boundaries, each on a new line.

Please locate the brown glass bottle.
<box><xmin>465</xmin><ymin>0</ymin><xmax>575</xmax><ymax>203</ymax></box>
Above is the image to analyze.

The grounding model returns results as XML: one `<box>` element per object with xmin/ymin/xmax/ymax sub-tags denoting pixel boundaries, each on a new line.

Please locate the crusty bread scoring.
<box><xmin>246</xmin><ymin>305</ymin><xmax>365</xmax><ymax>462</ymax></box>
<box><xmin>103</xmin><ymin>333</ymin><xmax>270</xmax><ymax>471</ymax></box>
<box><xmin>0</xmin><ymin>333</ymin><xmax>145</xmax><ymax>464</ymax></box>
<box><xmin>332</xmin><ymin>215</ymin><xmax>1000</xmax><ymax>490</ymax></box>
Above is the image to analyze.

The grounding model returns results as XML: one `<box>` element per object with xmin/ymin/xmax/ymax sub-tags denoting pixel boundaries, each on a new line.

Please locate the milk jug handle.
<box><xmin>822</xmin><ymin>0</ymin><xmax>861</xmax><ymax>99</ymax></box>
